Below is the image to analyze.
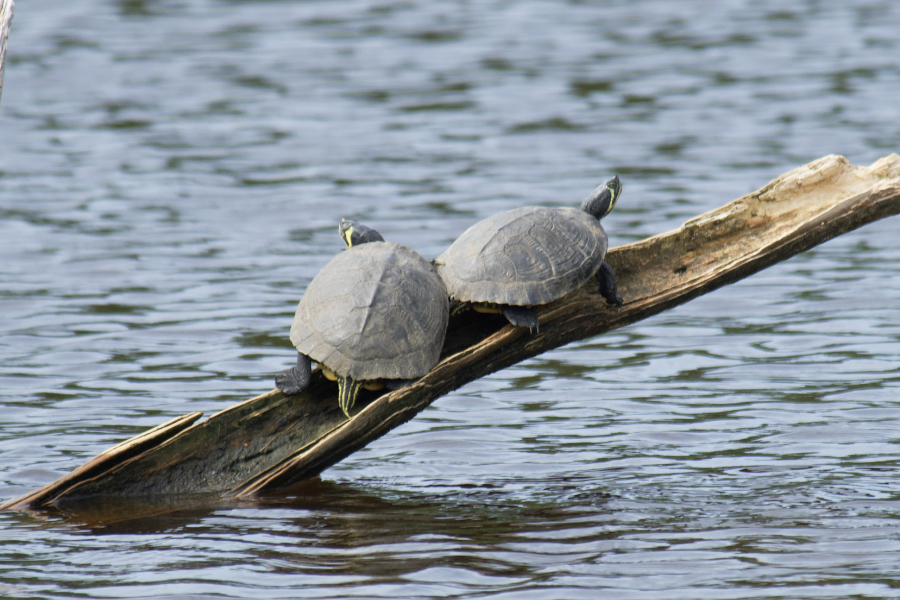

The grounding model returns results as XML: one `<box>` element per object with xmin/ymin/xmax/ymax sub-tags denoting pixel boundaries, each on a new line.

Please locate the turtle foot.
<box><xmin>275</xmin><ymin>352</ymin><xmax>312</xmax><ymax>395</ymax></box>
<box><xmin>449</xmin><ymin>299</ymin><xmax>470</xmax><ymax>317</ymax></box>
<box><xmin>384</xmin><ymin>378</ymin><xmax>415</xmax><ymax>390</ymax></box>
<box><xmin>501</xmin><ymin>305</ymin><xmax>539</xmax><ymax>332</ymax></box>
<box><xmin>596</xmin><ymin>261</ymin><xmax>623</xmax><ymax>306</ymax></box>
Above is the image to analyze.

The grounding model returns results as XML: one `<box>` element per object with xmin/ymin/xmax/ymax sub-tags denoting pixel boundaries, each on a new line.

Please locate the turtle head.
<box><xmin>580</xmin><ymin>175</ymin><xmax>622</xmax><ymax>220</ymax></box>
<box><xmin>339</xmin><ymin>218</ymin><xmax>385</xmax><ymax>248</ymax></box>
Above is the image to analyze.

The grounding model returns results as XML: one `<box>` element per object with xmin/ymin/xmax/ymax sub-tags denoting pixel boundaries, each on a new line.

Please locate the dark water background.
<box><xmin>2</xmin><ymin>0</ymin><xmax>900</xmax><ymax>598</ymax></box>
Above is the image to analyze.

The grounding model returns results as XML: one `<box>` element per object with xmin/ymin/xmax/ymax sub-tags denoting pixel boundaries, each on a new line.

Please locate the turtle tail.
<box><xmin>338</xmin><ymin>376</ymin><xmax>365</xmax><ymax>419</ymax></box>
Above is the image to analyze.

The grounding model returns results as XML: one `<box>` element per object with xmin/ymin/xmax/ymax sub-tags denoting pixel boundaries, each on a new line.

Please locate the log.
<box><xmin>0</xmin><ymin>0</ymin><xmax>13</xmax><ymax>107</ymax></box>
<box><xmin>3</xmin><ymin>153</ymin><xmax>900</xmax><ymax>513</ymax></box>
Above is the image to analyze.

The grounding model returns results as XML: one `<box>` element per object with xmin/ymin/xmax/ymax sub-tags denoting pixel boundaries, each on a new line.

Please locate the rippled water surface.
<box><xmin>2</xmin><ymin>0</ymin><xmax>900</xmax><ymax>598</ymax></box>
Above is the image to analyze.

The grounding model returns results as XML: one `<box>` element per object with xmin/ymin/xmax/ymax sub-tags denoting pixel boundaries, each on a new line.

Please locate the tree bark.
<box><xmin>3</xmin><ymin>153</ymin><xmax>900</xmax><ymax>512</ymax></box>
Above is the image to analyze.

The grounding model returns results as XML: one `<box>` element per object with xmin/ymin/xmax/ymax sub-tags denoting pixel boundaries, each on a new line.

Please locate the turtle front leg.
<box><xmin>449</xmin><ymin>299</ymin><xmax>470</xmax><ymax>317</ymax></box>
<box><xmin>596</xmin><ymin>261</ymin><xmax>623</xmax><ymax>306</ymax></box>
<box><xmin>337</xmin><ymin>376</ymin><xmax>365</xmax><ymax>419</ymax></box>
<box><xmin>275</xmin><ymin>352</ymin><xmax>312</xmax><ymax>395</ymax></box>
<box><xmin>501</xmin><ymin>305</ymin><xmax>540</xmax><ymax>332</ymax></box>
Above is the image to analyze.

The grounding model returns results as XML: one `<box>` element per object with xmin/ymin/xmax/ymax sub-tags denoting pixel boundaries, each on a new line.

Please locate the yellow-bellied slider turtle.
<box><xmin>276</xmin><ymin>219</ymin><xmax>449</xmax><ymax>418</ymax></box>
<box><xmin>435</xmin><ymin>176</ymin><xmax>623</xmax><ymax>330</ymax></box>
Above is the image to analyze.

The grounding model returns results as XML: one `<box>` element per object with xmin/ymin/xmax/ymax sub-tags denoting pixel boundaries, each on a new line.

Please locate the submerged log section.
<box><xmin>3</xmin><ymin>154</ymin><xmax>900</xmax><ymax>511</ymax></box>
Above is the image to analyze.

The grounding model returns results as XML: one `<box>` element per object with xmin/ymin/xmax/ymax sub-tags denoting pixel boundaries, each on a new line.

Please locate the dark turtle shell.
<box><xmin>290</xmin><ymin>242</ymin><xmax>449</xmax><ymax>381</ymax></box>
<box><xmin>436</xmin><ymin>206</ymin><xmax>608</xmax><ymax>306</ymax></box>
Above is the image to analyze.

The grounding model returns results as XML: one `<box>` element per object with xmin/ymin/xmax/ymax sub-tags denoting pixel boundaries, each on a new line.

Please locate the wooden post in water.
<box><xmin>3</xmin><ymin>153</ymin><xmax>900</xmax><ymax>512</ymax></box>
<box><xmin>0</xmin><ymin>0</ymin><xmax>13</xmax><ymax>107</ymax></box>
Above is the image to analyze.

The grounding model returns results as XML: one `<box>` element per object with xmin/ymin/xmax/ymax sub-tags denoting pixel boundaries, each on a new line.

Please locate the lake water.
<box><xmin>2</xmin><ymin>0</ymin><xmax>900</xmax><ymax>598</ymax></box>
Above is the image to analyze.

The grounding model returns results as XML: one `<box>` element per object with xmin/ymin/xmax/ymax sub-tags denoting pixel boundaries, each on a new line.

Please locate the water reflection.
<box><xmin>7</xmin><ymin>468</ymin><xmax>900</xmax><ymax>597</ymax></box>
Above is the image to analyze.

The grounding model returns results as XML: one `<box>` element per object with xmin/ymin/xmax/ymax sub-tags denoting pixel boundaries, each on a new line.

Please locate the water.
<box><xmin>2</xmin><ymin>0</ymin><xmax>900</xmax><ymax>597</ymax></box>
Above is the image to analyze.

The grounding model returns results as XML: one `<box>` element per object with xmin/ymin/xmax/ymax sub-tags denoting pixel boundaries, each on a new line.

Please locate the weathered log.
<box><xmin>3</xmin><ymin>153</ymin><xmax>899</xmax><ymax>512</ymax></box>
<box><xmin>0</xmin><ymin>0</ymin><xmax>13</xmax><ymax>107</ymax></box>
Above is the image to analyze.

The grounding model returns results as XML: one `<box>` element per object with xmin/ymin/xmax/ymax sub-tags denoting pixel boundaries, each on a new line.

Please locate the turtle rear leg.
<box><xmin>596</xmin><ymin>261</ymin><xmax>623</xmax><ymax>306</ymax></box>
<box><xmin>501</xmin><ymin>305</ymin><xmax>539</xmax><ymax>332</ymax></box>
<box><xmin>276</xmin><ymin>352</ymin><xmax>312</xmax><ymax>395</ymax></box>
<box><xmin>338</xmin><ymin>376</ymin><xmax>365</xmax><ymax>419</ymax></box>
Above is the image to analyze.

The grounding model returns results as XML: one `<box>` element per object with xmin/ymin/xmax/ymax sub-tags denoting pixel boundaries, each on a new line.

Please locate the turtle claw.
<box><xmin>275</xmin><ymin>352</ymin><xmax>312</xmax><ymax>395</ymax></box>
<box><xmin>275</xmin><ymin>369</ymin><xmax>304</xmax><ymax>395</ymax></box>
<box><xmin>501</xmin><ymin>305</ymin><xmax>539</xmax><ymax>332</ymax></box>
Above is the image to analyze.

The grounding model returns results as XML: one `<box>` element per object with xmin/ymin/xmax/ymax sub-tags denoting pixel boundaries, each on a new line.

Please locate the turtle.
<box><xmin>434</xmin><ymin>176</ymin><xmax>623</xmax><ymax>331</ymax></box>
<box><xmin>275</xmin><ymin>219</ymin><xmax>449</xmax><ymax>418</ymax></box>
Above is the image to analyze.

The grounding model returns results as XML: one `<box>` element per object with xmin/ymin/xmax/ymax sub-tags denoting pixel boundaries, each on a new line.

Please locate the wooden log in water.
<box><xmin>3</xmin><ymin>153</ymin><xmax>900</xmax><ymax>511</ymax></box>
<box><xmin>0</xmin><ymin>0</ymin><xmax>13</xmax><ymax>107</ymax></box>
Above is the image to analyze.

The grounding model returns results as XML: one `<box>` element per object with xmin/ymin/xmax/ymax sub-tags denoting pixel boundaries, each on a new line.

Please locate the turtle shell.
<box><xmin>435</xmin><ymin>206</ymin><xmax>608</xmax><ymax>306</ymax></box>
<box><xmin>290</xmin><ymin>242</ymin><xmax>449</xmax><ymax>381</ymax></box>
